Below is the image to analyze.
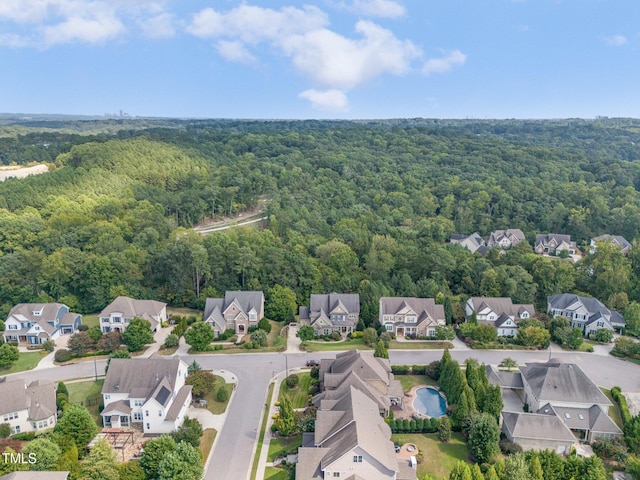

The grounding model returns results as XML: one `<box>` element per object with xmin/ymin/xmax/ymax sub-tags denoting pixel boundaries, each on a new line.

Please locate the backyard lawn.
<box><xmin>395</xmin><ymin>374</ymin><xmax>438</xmax><ymax>392</ymax></box>
<box><xmin>167</xmin><ymin>306</ymin><xmax>203</xmax><ymax>321</ymax></box>
<box><xmin>392</xmin><ymin>432</ymin><xmax>469</xmax><ymax>479</ymax></box>
<box><xmin>67</xmin><ymin>379</ymin><xmax>105</xmax><ymax>425</ymax></box>
<box><xmin>267</xmin><ymin>434</ymin><xmax>302</xmax><ymax>462</ymax></box>
<box><xmin>0</xmin><ymin>351</ymin><xmax>47</xmax><ymax>374</ymax></box>
<box><xmin>82</xmin><ymin>314</ymin><xmax>100</xmax><ymax>329</ymax></box>
<box><xmin>278</xmin><ymin>372</ymin><xmax>313</xmax><ymax>409</ymax></box>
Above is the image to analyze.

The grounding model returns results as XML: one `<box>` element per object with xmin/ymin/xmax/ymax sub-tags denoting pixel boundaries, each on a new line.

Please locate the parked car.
<box><xmin>306</xmin><ymin>359</ymin><xmax>319</xmax><ymax>367</ymax></box>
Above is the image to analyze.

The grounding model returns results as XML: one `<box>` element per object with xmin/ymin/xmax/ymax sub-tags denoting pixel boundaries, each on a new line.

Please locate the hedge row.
<box><xmin>611</xmin><ymin>386</ymin><xmax>632</xmax><ymax>424</ymax></box>
<box><xmin>390</xmin><ymin>365</ymin><xmax>428</xmax><ymax>375</ymax></box>
<box><xmin>387</xmin><ymin>416</ymin><xmax>441</xmax><ymax>434</ymax></box>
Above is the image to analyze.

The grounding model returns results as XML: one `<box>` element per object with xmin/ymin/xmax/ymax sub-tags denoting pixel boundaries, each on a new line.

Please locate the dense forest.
<box><xmin>1</xmin><ymin>118</ymin><xmax>640</xmax><ymax>330</ymax></box>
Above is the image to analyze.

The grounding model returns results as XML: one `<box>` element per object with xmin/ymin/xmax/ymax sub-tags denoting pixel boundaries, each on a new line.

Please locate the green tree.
<box><xmin>97</xmin><ymin>330</ymin><xmax>123</xmax><ymax>353</ymax></box>
<box><xmin>627</xmin><ymin>454</ymin><xmax>640</xmax><ymax>480</ymax></box>
<box><xmin>186</xmin><ymin>370</ymin><xmax>216</xmax><ymax>397</ymax></box>
<box><xmin>118</xmin><ymin>461</ymin><xmax>145</xmax><ymax>480</ymax></box>
<box><xmin>104</xmin><ymin>349</ymin><xmax>131</xmax><ymax>374</ymax></box>
<box><xmin>528</xmin><ymin>454</ymin><xmax>544</xmax><ymax>480</ymax></box>
<box><xmin>54</xmin><ymin>403</ymin><xmax>98</xmax><ymax>457</ymax></box>
<box><xmin>68</xmin><ymin>331</ymin><xmax>95</xmax><ymax>356</ymax></box>
<box><xmin>139</xmin><ymin>435</ymin><xmax>177</xmax><ymax>480</ymax></box>
<box><xmin>188</xmin><ymin>360</ymin><xmax>202</xmax><ymax>374</ymax></box>
<box><xmin>0</xmin><ymin>343</ymin><xmax>20</xmax><ymax>368</ymax></box>
<box><xmin>624</xmin><ymin>414</ymin><xmax>640</xmax><ymax>453</ymax></box>
<box><xmin>170</xmin><ymin>417</ymin><xmax>203</xmax><ymax>448</ymax></box>
<box><xmin>297</xmin><ymin>325</ymin><xmax>316</xmax><ymax>341</ymax></box>
<box><xmin>22</xmin><ymin>438</ymin><xmax>61</xmax><ymax>471</ymax></box>
<box><xmin>362</xmin><ymin>327</ymin><xmax>379</xmax><ymax>347</ymax></box>
<box><xmin>276</xmin><ymin>395</ymin><xmax>297</xmax><ymax>436</ymax></box>
<box><xmin>484</xmin><ymin>466</ymin><xmax>500</xmax><ymax>480</ymax></box>
<box><xmin>467</xmin><ymin>413</ymin><xmax>500</xmax><ymax>464</ymax></box>
<box><xmin>56</xmin><ymin>442</ymin><xmax>80</xmax><ymax>479</ymax></box>
<box><xmin>250</xmin><ymin>329</ymin><xmax>267</xmax><ymax>347</ymax></box>
<box><xmin>157</xmin><ymin>441</ymin><xmax>203</xmax><ymax>480</ymax></box>
<box><xmin>265</xmin><ymin>285</ymin><xmax>297</xmax><ymax>323</ymax></box>
<box><xmin>86</xmin><ymin>325</ymin><xmax>103</xmax><ymax>343</ymax></box>
<box><xmin>444</xmin><ymin>296</ymin><xmax>454</xmax><ymax>325</ymax></box>
<box><xmin>449</xmin><ymin>461</ymin><xmax>473</xmax><ymax>480</ymax></box>
<box><xmin>164</xmin><ymin>333</ymin><xmax>180</xmax><ymax>348</ymax></box>
<box><xmin>184</xmin><ymin>321</ymin><xmax>214</xmax><ymax>351</ymax></box>
<box><xmin>435</xmin><ymin>325</ymin><xmax>456</xmax><ymax>340</ymax></box>
<box><xmin>438</xmin><ymin>416</ymin><xmax>452</xmax><ymax>442</ymax></box>
<box><xmin>374</xmin><ymin>339</ymin><xmax>389</xmax><ymax>358</ymax></box>
<box><xmin>499</xmin><ymin>357</ymin><xmax>518</xmax><ymax>370</ymax></box>
<box><xmin>80</xmin><ymin>438</ymin><xmax>119</xmax><ymax>480</ymax></box>
<box><xmin>504</xmin><ymin>452</ymin><xmax>533</xmax><ymax>480</ymax></box>
<box><xmin>516</xmin><ymin>326</ymin><xmax>551</xmax><ymax>347</ymax></box>
<box><xmin>122</xmin><ymin>317</ymin><xmax>154</xmax><ymax>352</ymax></box>
<box><xmin>471</xmin><ymin>463</ymin><xmax>485</xmax><ymax>480</ymax></box>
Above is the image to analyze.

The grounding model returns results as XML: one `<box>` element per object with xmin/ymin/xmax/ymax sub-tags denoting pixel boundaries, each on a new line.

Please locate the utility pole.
<box><xmin>94</xmin><ymin>356</ymin><xmax>98</xmax><ymax>381</ymax></box>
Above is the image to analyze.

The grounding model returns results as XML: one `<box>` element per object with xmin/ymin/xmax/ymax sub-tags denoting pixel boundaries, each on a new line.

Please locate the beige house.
<box><xmin>203</xmin><ymin>291</ymin><xmax>265</xmax><ymax>337</ymax></box>
<box><xmin>465</xmin><ymin>297</ymin><xmax>535</xmax><ymax>337</ymax></box>
<box><xmin>379</xmin><ymin>297</ymin><xmax>445</xmax><ymax>338</ymax></box>
<box><xmin>0</xmin><ymin>379</ymin><xmax>57</xmax><ymax>435</ymax></box>
<box><xmin>486</xmin><ymin>229</ymin><xmax>526</xmax><ymax>249</ymax></box>
<box><xmin>299</xmin><ymin>293</ymin><xmax>360</xmax><ymax>337</ymax></box>
<box><xmin>99</xmin><ymin>296</ymin><xmax>166</xmax><ymax>333</ymax></box>
<box><xmin>535</xmin><ymin>233</ymin><xmax>577</xmax><ymax>256</ymax></box>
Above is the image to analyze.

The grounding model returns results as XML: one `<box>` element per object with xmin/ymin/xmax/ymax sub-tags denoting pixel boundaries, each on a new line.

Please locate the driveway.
<box><xmin>142</xmin><ymin>325</ymin><xmax>172</xmax><ymax>358</ymax></box>
<box><xmin>285</xmin><ymin>323</ymin><xmax>301</xmax><ymax>353</ymax></box>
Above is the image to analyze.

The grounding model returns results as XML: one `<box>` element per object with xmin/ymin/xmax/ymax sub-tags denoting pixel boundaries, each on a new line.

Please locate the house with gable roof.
<box><xmin>0</xmin><ymin>379</ymin><xmax>57</xmax><ymax>435</ymax></box>
<box><xmin>590</xmin><ymin>234</ymin><xmax>631</xmax><ymax>255</ymax></box>
<box><xmin>486</xmin><ymin>229</ymin><xmax>526</xmax><ymax>249</ymax></box>
<box><xmin>296</xmin><ymin>386</ymin><xmax>416</xmax><ymax>480</ymax></box>
<box><xmin>547</xmin><ymin>293</ymin><xmax>625</xmax><ymax>336</ymax></box>
<box><xmin>99</xmin><ymin>296</ymin><xmax>166</xmax><ymax>334</ymax></box>
<box><xmin>465</xmin><ymin>297</ymin><xmax>535</xmax><ymax>336</ymax></box>
<box><xmin>535</xmin><ymin>234</ymin><xmax>577</xmax><ymax>256</ymax></box>
<box><xmin>3</xmin><ymin>303</ymin><xmax>82</xmax><ymax>345</ymax></box>
<box><xmin>203</xmin><ymin>291</ymin><xmax>264</xmax><ymax>337</ymax></box>
<box><xmin>100</xmin><ymin>357</ymin><xmax>192</xmax><ymax>434</ymax></box>
<box><xmin>379</xmin><ymin>297</ymin><xmax>445</xmax><ymax>338</ymax></box>
<box><xmin>299</xmin><ymin>293</ymin><xmax>360</xmax><ymax>337</ymax></box>
<box><xmin>450</xmin><ymin>232</ymin><xmax>489</xmax><ymax>255</ymax></box>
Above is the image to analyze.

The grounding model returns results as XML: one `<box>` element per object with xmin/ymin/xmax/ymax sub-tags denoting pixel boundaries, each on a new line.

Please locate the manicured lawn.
<box><xmin>67</xmin><ymin>379</ymin><xmax>105</xmax><ymax>425</ymax></box>
<box><xmin>396</xmin><ymin>374</ymin><xmax>438</xmax><ymax>392</ymax></box>
<box><xmin>82</xmin><ymin>313</ymin><xmax>100</xmax><ymax>329</ymax></box>
<box><xmin>267</xmin><ymin>434</ymin><xmax>302</xmax><ymax>462</ymax></box>
<box><xmin>205</xmin><ymin>321</ymin><xmax>286</xmax><ymax>354</ymax></box>
<box><xmin>278</xmin><ymin>372</ymin><xmax>313</xmax><ymax>409</ymax></box>
<box><xmin>203</xmin><ymin>375</ymin><xmax>234</xmax><ymax>415</ymax></box>
<box><xmin>303</xmin><ymin>338</ymin><xmax>371</xmax><ymax>352</ymax></box>
<box><xmin>601</xmin><ymin>387</ymin><xmax>624</xmax><ymax>429</ymax></box>
<box><xmin>251</xmin><ymin>382</ymin><xmax>274</xmax><ymax>480</ymax></box>
<box><xmin>264</xmin><ymin>467</ymin><xmax>288</xmax><ymax>480</ymax></box>
<box><xmin>0</xmin><ymin>351</ymin><xmax>47</xmax><ymax>374</ymax></box>
<box><xmin>199</xmin><ymin>428</ymin><xmax>217</xmax><ymax>462</ymax></box>
<box><xmin>389</xmin><ymin>340</ymin><xmax>454</xmax><ymax>350</ymax></box>
<box><xmin>392</xmin><ymin>432</ymin><xmax>469</xmax><ymax>479</ymax></box>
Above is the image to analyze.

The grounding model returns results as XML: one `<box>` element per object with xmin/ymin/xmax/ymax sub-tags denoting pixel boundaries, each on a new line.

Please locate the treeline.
<box><xmin>1</xmin><ymin>120</ymin><xmax>640</xmax><ymax>324</ymax></box>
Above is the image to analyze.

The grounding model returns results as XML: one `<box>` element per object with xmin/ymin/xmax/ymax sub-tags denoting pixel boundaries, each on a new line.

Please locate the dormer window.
<box><xmin>33</xmin><ymin>310</ymin><xmax>42</xmax><ymax>316</ymax></box>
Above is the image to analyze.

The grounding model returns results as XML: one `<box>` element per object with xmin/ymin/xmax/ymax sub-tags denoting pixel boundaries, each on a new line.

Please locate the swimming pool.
<box><xmin>413</xmin><ymin>387</ymin><xmax>447</xmax><ymax>417</ymax></box>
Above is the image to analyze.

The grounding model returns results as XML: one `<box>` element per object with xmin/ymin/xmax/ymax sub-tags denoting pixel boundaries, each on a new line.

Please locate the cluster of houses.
<box><xmin>451</xmin><ymin>229</ymin><xmax>631</xmax><ymax>259</ymax></box>
<box><xmin>296</xmin><ymin>350</ymin><xmax>415</xmax><ymax>480</ymax></box>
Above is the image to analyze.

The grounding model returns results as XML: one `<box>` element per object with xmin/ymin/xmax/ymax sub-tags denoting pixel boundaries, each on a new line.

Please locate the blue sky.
<box><xmin>1</xmin><ymin>0</ymin><xmax>639</xmax><ymax>119</ymax></box>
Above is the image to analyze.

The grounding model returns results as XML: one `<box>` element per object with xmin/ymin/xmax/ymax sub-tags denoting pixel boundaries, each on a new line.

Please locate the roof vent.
<box><xmin>578</xmin><ymin>414</ymin><xmax>584</xmax><ymax>420</ymax></box>
<box><xmin>564</xmin><ymin>413</ymin><xmax>570</xmax><ymax>419</ymax></box>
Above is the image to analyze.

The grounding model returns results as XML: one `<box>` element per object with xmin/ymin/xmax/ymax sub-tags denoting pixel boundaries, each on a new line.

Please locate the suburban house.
<box><xmin>547</xmin><ymin>293</ymin><xmax>625</xmax><ymax>336</ymax></box>
<box><xmin>2</xmin><ymin>303</ymin><xmax>82</xmax><ymax>345</ymax></box>
<box><xmin>379</xmin><ymin>297</ymin><xmax>445</xmax><ymax>338</ymax></box>
<box><xmin>485</xmin><ymin>229</ymin><xmax>526</xmax><ymax>249</ymax></box>
<box><xmin>296</xmin><ymin>386</ymin><xmax>416</xmax><ymax>480</ymax></box>
<box><xmin>299</xmin><ymin>293</ymin><xmax>360</xmax><ymax>337</ymax></box>
<box><xmin>314</xmin><ymin>350</ymin><xmax>404</xmax><ymax>416</ymax></box>
<box><xmin>0</xmin><ymin>379</ymin><xmax>57</xmax><ymax>435</ymax></box>
<box><xmin>450</xmin><ymin>232</ymin><xmax>488</xmax><ymax>255</ymax></box>
<box><xmin>203</xmin><ymin>291</ymin><xmax>264</xmax><ymax>337</ymax></box>
<box><xmin>488</xmin><ymin>360</ymin><xmax>622</xmax><ymax>452</ymax></box>
<box><xmin>99</xmin><ymin>296</ymin><xmax>167</xmax><ymax>333</ymax></box>
<box><xmin>100</xmin><ymin>357</ymin><xmax>192</xmax><ymax>435</ymax></box>
<box><xmin>590</xmin><ymin>234</ymin><xmax>631</xmax><ymax>255</ymax></box>
<box><xmin>534</xmin><ymin>234</ymin><xmax>577</xmax><ymax>256</ymax></box>
<box><xmin>465</xmin><ymin>297</ymin><xmax>535</xmax><ymax>336</ymax></box>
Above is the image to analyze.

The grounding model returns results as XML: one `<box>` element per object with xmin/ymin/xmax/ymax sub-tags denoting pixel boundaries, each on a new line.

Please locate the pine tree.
<box><xmin>449</xmin><ymin>461</ymin><xmax>473</xmax><ymax>480</ymax></box>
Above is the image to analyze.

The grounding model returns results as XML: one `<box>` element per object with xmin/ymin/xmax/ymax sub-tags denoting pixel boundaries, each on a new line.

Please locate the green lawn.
<box><xmin>267</xmin><ymin>434</ymin><xmax>302</xmax><ymax>462</ymax></box>
<box><xmin>67</xmin><ymin>379</ymin><xmax>105</xmax><ymax>425</ymax></box>
<box><xmin>205</xmin><ymin>321</ymin><xmax>286</xmax><ymax>354</ymax></box>
<box><xmin>167</xmin><ymin>307</ymin><xmax>203</xmax><ymax>320</ymax></box>
<box><xmin>303</xmin><ymin>338</ymin><xmax>371</xmax><ymax>352</ymax></box>
<box><xmin>396</xmin><ymin>374</ymin><xmax>438</xmax><ymax>392</ymax></box>
<box><xmin>0</xmin><ymin>351</ymin><xmax>47</xmax><ymax>374</ymax></box>
<box><xmin>278</xmin><ymin>372</ymin><xmax>313</xmax><ymax>409</ymax></box>
<box><xmin>199</xmin><ymin>428</ymin><xmax>217</xmax><ymax>462</ymax></box>
<box><xmin>392</xmin><ymin>432</ymin><xmax>469</xmax><ymax>479</ymax></box>
<box><xmin>264</xmin><ymin>467</ymin><xmax>288</xmax><ymax>480</ymax></box>
<box><xmin>203</xmin><ymin>376</ymin><xmax>234</xmax><ymax>415</ymax></box>
<box><xmin>82</xmin><ymin>314</ymin><xmax>100</xmax><ymax>329</ymax></box>
<box><xmin>251</xmin><ymin>382</ymin><xmax>274</xmax><ymax>480</ymax></box>
<box><xmin>389</xmin><ymin>340</ymin><xmax>454</xmax><ymax>350</ymax></box>
<box><xmin>600</xmin><ymin>387</ymin><xmax>624</xmax><ymax>429</ymax></box>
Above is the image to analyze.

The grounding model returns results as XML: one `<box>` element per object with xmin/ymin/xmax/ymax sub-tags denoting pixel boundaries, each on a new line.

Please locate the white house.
<box><xmin>0</xmin><ymin>379</ymin><xmax>57</xmax><ymax>435</ymax></box>
<box><xmin>465</xmin><ymin>297</ymin><xmax>535</xmax><ymax>336</ymax></box>
<box><xmin>99</xmin><ymin>296</ymin><xmax>166</xmax><ymax>334</ymax></box>
<box><xmin>3</xmin><ymin>303</ymin><xmax>82</xmax><ymax>345</ymax></box>
<box><xmin>547</xmin><ymin>293</ymin><xmax>625</xmax><ymax>336</ymax></box>
<box><xmin>100</xmin><ymin>358</ymin><xmax>192</xmax><ymax>435</ymax></box>
<box><xmin>378</xmin><ymin>297</ymin><xmax>445</xmax><ymax>338</ymax></box>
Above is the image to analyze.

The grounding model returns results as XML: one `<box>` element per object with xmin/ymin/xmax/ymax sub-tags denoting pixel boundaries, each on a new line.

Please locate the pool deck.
<box><xmin>395</xmin><ymin>384</ymin><xmax>442</xmax><ymax>420</ymax></box>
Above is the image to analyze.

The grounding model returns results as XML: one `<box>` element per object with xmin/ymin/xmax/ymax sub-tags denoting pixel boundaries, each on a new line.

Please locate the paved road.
<box><xmin>7</xmin><ymin>348</ymin><xmax>640</xmax><ymax>480</ymax></box>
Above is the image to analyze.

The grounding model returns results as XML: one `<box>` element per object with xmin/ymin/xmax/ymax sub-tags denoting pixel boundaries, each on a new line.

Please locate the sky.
<box><xmin>1</xmin><ymin>0</ymin><xmax>639</xmax><ymax>119</ymax></box>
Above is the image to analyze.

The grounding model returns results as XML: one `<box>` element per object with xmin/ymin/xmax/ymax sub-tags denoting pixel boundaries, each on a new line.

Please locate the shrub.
<box><xmin>258</xmin><ymin>318</ymin><xmax>272</xmax><ymax>333</ymax></box>
<box><xmin>42</xmin><ymin>340</ymin><xmax>56</xmax><ymax>352</ymax></box>
<box><xmin>412</xmin><ymin>365</ymin><xmax>427</xmax><ymax>375</ymax></box>
<box><xmin>425</xmin><ymin>361</ymin><xmax>441</xmax><ymax>380</ymax></box>
<box><xmin>77</xmin><ymin>324</ymin><xmax>89</xmax><ymax>331</ymax></box>
<box><xmin>438</xmin><ymin>417</ymin><xmax>452</xmax><ymax>442</ymax></box>
<box><xmin>55</xmin><ymin>349</ymin><xmax>71</xmax><ymax>363</ymax></box>
<box><xmin>611</xmin><ymin>386</ymin><xmax>632</xmax><ymax>424</ymax></box>
<box><xmin>11</xmin><ymin>432</ymin><xmax>36</xmax><ymax>441</ymax></box>
<box><xmin>0</xmin><ymin>423</ymin><xmax>10</xmax><ymax>439</ymax></box>
<box><xmin>330</xmin><ymin>332</ymin><xmax>341</xmax><ymax>341</ymax></box>
<box><xmin>391</xmin><ymin>365</ymin><xmax>410</xmax><ymax>375</ymax></box>
<box><xmin>250</xmin><ymin>329</ymin><xmax>268</xmax><ymax>347</ymax></box>
<box><xmin>164</xmin><ymin>334</ymin><xmax>180</xmax><ymax>348</ymax></box>
<box><xmin>350</xmin><ymin>331</ymin><xmax>363</xmax><ymax>339</ymax></box>
<box><xmin>216</xmin><ymin>386</ymin><xmax>229</xmax><ymax>402</ymax></box>
<box><xmin>310</xmin><ymin>366</ymin><xmax>320</xmax><ymax>379</ymax></box>
<box><xmin>499</xmin><ymin>438</ymin><xmax>522</xmax><ymax>454</ymax></box>
<box><xmin>56</xmin><ymin>393</ymin><xmax>69</xmax><ymax>411</ymax></box>
<box><xmin>286</xmin><ymin>374</ymin><xmax>299</xmax><ymax>389</ymax></box>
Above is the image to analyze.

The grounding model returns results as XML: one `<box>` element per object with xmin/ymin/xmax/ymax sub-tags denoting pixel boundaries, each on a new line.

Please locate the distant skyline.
<box><xmin>1</xmin><ymin>0</ymin><xmax>639</xmax><ymax>119</ymax></box>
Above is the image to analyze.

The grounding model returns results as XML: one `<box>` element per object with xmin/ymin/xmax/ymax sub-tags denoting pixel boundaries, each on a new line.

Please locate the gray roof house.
<box><xmin>379</xmin><ymin>297</ymin><xmax>445</xmax><ymax>338</ymax></box>
<box><xmin>486</xmin><ymin>229</ymin><xmax>526</xmax><ymax>249</ymax></box>
<box><xmin>101</xmin><ymin>357</ymin><xmax>192</xmax><ymax>435</ymax></box>
<box><xmin>590</xmin><ymin>234</ymin><xmax>631</xmax><ymax>255</ymax></box>
<box><xmin>204</xmin><ymin>291</ymin><xmax>265</xmax><ymax>337</ymax></box>
<box><xmin>535</xmin><ymin>234</ymin><xmax>577</xmax><ymax>256</ymax></box>
<box><xmin>2</xmin><ymin>303</ymin><xmax>82</xmax><ymax>345</ymax></box>
<box><xmin>299</xmin><ymin>293</ymin><xmax>360</xmax><ymax>337</ymax></box>
<box><xmin>502</xmin><ymin>410</ymin><xmax>576</xmax><ymax>454</ymax></box>
<box><xmin>99</xmin><ymin>296</ymin><xmax>166</xmax><ymax>333</ymax></box>
<box><xmin>296</xmin><ymin>386</ymin><xmax>416</xmax><ymax>480</ymax></box>
<box><xmin>0</xmin><ymin>379</ymin><xmax>57</xmax><ymax>435</ymax></box>
<box><xmin>450</xmin><ymin>232</ymin><xmax>489</xmax><ymax>255</ymax></box>
<box><xmin>465</xmin><ymin>297</ymin><xmax>535</xmax><ymax>337</ymax></box>
<box><xmin>315</xmin><ymin>350</ymin><xmax>404</xmax><ymax>415</ymax></box>
<box><xmin>548</xmin><ymin>293</ymin><xmax>625</xmax><ymax>335</ymax></box>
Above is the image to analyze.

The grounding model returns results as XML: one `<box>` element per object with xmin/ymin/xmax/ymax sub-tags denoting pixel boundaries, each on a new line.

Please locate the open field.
<box><xmin>391</xmin><ymin>432</ymin><xmax>468</xmax><ymax>479</ymax></box>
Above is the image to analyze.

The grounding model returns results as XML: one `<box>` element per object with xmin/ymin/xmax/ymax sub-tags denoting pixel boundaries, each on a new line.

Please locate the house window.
<box><xmin>249</xmin><ymin>314</ymin><xmax>256</xmax><ymax>321</ymax></box>
<box><xmin>3</xmin><ymin>412</ymin><xmax>18</xmax><ymax>421</ymax></box>
<box><xmin>113</xmin><ymin>316</ymin><xmax>121</xmax><ymax>323</ymax></box>
<box><xmin>333</xmin><ymin>473</ymin><xmax>340</xmax><ymax>478</ymax></box>
<box><xmin>597</xmin><ymin>321</ymin><xmax>604</xmax><ymax>328</ymax></box>
<box><xmin>105</xmin><ymin>395</ymin><xmax>110</xmax><ymax>400</ymax></box>
<box><xmin>406</xmin><ymin>316</ymin><xmax>416</xmax><ymax>323</ymax></box>
<box><xmin>8</xmin><ymin>324</ymin><xmax>17</xmax><ymax>330</ymax></box>
<box><xmin>521</xmin><ymin>312</ymin><xmax>529</xmax><ymax>318</ymax></box>
<box><xmin>323</xmin><ymin>329</ymin><xmax>329</xmax><ymax>335</ymax></box>
<box><xmin>158</xmin><ymin>410</ymin><xmax>162</xmax><ymax>417</ymax></box>
<box><xmin>134</xmin><ymin>412</ymin><xmax>143</xmax><ymax>421</ymax></box>
<box><xmin>348</xmin><ymin>314</ymin><xmax>355</xmax><ymax>320</ymax></box>
<box><xmin>134</xmin><ymin>400</ymin><xmax>143</xmax><ymax>407</ymax></box>
<box><xmin>353</xmin><ymin>455</ymin><xmax>363</xmax><ymax>463</ymax></box>
<box><xmin>146</xmin><ymin>423</ymin><xmax>150</xmax><ymax>430</ymax></box>
<box><xmin>145</xmin><ymin>410</ymin><xmax>149</xmax><ymax>417</ymax></box>
<box><xmin>385</xmin><ymin>324</ymin><xmax>393</xmax><ymax>331</ymax></box>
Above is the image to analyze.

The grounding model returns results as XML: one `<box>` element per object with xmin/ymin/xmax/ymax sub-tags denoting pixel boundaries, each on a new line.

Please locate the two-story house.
<box><xmin>100</xmin><ymin>357</ymin><xmax>192</xmax><ymax>435</ymax></box>
<box><xmin>99</xmin><ymin>296</ymin><xmax>166</xmax><ymax>334</ymax></box>
<box><xmin>450</xmin><ymin>233</ymin><xmax>489</xmax><ymax>255</ymax></box>
<box><xmin>547</xmin><ymin>293</ymin><xmax>625</xmax><ymax>336</ymax></box>
<box><xmin>465</xmin><ymin>297</ymin><xmax>535</xmax><ymax>336</ymax></box>
<box><xmin>3</xmin><ymin>303</ymin><xmax>82</xmax><ymax>345</ymax></box>
<box><xmin>296</xmin><ymin>386</ymin><xmax>416</xmax><ymax>480</ymax></box>
<box><xmin>0</xmin><ymin>379</ymin><xmax>57</xmax><ymax>435</ymax></box>
<box><xmin>590</xmin><ymin>234</ymin><xmax>631</xmax><ymax>255</ymax></box>
<box><xmin>379</xmin><ymin>297</ymin><xmax>445</xmax><ymax>338</ymax></box>
<box><xmin>203</xmin><ymin>291</ymin><xmax>264</xmax><ymax>337</ymax></box>
<box><xmin>299</xmin><ymin>293</ymin><xmax>360</xmax><ymax>337</ymax></box>
<box><xmin>485</xmin><ymin>229</ymin><xmax>526</xmax><ymax>249</ymax></box>
<box><xmin>535</xmin><ymin>234</ymin><xmax>577</xmax><ymax>256</ymax></box>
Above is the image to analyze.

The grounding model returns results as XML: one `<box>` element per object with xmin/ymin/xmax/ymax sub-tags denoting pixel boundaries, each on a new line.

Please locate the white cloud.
<box><xmin>299</xmin><ymin>89</ymin><xmax>349</xmax><ymax>111</ymax></box>
<box><xmin>216</xmin><ymin>40</ymin><xmax>256</xmax><ymax>64</ymax></box>
<box><xmin>41</xmin><ymin>11</ymin><xmax>124</xmax><ymax>46</ymax></box>
<box><xmin>138</xmin><ymin>12</ymin><xmax>175</xmax><ymax>39</ymax></box>
<box><xmin>603</xmin><ymin>34</ymin><xmax>627</xmax><ymax>47</ymax></box>
<box><xmin>422</xmin><ymin>49</ymin><xmax>466</xmax><ymax>75</ymax></box>
<box><xmin>338</xmin><ymin>0</ymin><xmax>406</xmax><ymax>19</ymax></box>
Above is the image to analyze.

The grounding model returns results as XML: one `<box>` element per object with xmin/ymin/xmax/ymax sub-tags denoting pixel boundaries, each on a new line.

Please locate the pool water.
<box><xmin>413</xmin><ymin>387</ymin><xmax>447</xmax><ymax>417</ymax></box>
